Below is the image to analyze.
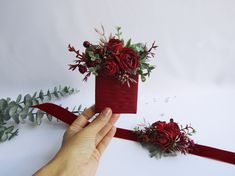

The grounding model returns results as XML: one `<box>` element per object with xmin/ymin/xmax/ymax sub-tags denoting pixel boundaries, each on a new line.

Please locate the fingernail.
<box><xmin>102</xmin><ymin>107</ymin><xmax>111</xmax><ymax>117</ymax></box>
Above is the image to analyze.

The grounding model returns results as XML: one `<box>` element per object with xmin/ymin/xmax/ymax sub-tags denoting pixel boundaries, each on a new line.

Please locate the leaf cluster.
<box><xmin>0</xmin><ymin>86</ymin><xmax>80</xmax><ymax>142</ymax></box>
<box><xmin>127</xmin><ymin>41</ymin><xmax>156</xmax><ymax>82</ymax></box>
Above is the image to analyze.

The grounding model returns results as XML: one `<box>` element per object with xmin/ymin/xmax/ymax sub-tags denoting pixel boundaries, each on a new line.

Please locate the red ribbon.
<box><xmin>33</xmin><ymin>103</ymin><xmax>235</xmax><ymax>165</ymax></box>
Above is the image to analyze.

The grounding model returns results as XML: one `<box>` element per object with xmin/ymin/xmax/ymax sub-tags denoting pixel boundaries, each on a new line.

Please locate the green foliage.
<box><xmin>124</xmin><ymin>39</ymin><xmax>156</xmax><ymax>83</ymax></box>
<box><xmin>87</xmin><ymin>51</ymin><xmax>100</xmax><ymax>61</ymax></box>
<box><xmin>125</xmin><ymin>39</ymin><xmax>131</xmax><ymax>48</ymax></box>
<box><xmin>133</xmin><ymin>44</ymin><xmax>155</xmax><ymax>82</ymax></box>
<box><xmin>88</xmin><ymin>67</ymin><xmax>98</xmax><ymax>76</ymax></box>
<box><xmin>0</xmin><ymin>86</ymin><xmax>81</xmax><ymax>143</ymax></box>
<box><xmin>140</xmin><ymin>142</ymin><xmax>177</xmax><ymax>158</ymax></box>
<box><xmin>115</xmin><ymin>26</ymin><xmax>122</xmax><ymax>39</ymax></box>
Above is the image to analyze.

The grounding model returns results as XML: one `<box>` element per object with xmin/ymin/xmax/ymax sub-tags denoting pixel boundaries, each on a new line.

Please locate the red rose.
<box><xmin>152</xmin><ymin>119</ymin><xmax>181</xmax><ymax>140</ymax></box>
<box><xmin>154</xmin><ymin>130</ymin><xmax>172</xmax><ymax>148</ymax></box>
<box><xmin>118</xmin><ymin>48</ymin><xmax>139</xmax><ymax>71</ymax></box>
<box><xmin>165</xmin><ymin>119</ymin><xmax>181</xmax><ymax>140</ymax></box>
<box><xmin>107</xmin><ymin>38</ymin><xmax>124</xmax><ymax>52</ymax></box>
<box><xmin>78</xmin><ymin>65</ymin><xmax>87</xmax><ymax>74</ymax></box>
<box><xmin>101</xmin><ymin>60</ymin><xmax>119</xmax><ymax>77</ymax></box>
<box><xmin>152</xmin><ymin>121</ymin><xmax>166</xmax><ymax>131</ymax></box>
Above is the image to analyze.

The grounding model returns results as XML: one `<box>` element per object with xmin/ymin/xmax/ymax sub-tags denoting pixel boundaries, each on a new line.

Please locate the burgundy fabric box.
<box><xmin>95</xmin><ymin>75</ymin><xmax>138</xmax><ymax>114</ymax></box>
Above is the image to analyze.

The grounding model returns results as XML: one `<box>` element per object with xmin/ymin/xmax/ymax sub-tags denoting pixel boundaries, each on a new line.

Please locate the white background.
<box><xmin>0</xmin><ymin>0</ymin><xmax>235</xmax><ymax>175</ymax></box>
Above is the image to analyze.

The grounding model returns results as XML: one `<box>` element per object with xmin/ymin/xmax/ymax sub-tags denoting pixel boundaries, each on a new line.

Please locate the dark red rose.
<box><xmin>118</xmin><ymin>48</ymin><xmax>139</xmax><ymax>71</ymax></box>
<box><xmin>78</xmin><ymin>65</ymin><xmax>87</xmax><ymax>74</ymax></box>
<box><xmin>101</xmin><ymin>60</ymin><xmax>119</xmax><ymax>77</ymax></box>
<box><xmin>152</xmin><ymin>119</ymin><xmax>181</xmax><ymax>140</ymax></box>
<box><xmin>152</xmin><ymin>121</ymin><xmax>166</xmax><ymax>131</ymax></box>
<box><xmin>165</xmin><ymin>119</ymin><xmax>181</xmax><ymax>140</ymax></box>
<box><xmin>107</xmin><ymin>38</ymin><xmax>124</xmax><ymax>52</ymax></box>
<box><xmin>154</xmin><ymin>130</ymin><xmax>172</xmax><ymax>148</ymax></box>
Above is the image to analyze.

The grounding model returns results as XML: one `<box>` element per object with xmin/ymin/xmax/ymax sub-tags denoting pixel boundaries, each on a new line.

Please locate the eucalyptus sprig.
<box><xmin>0</xmin><ymin>86</ymin><xmax>82</xmax><ymax>142</ymax></box>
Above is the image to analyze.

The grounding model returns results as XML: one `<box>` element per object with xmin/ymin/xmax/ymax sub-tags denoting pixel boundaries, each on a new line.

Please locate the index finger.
<box><xmin>68</xmin><ymin>105</ymin><xmax>96</xmax><ymax>133</ymax></box>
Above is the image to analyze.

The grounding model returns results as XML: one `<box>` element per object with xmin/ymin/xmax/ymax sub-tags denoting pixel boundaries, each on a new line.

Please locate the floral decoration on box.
<box><xmin>68</xmin><ymin>26</ymin><xmax>157</xmax><ymax>87</ymax></box>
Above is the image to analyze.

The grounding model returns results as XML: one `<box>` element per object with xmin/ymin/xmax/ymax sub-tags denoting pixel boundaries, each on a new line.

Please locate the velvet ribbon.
<box><xmin>33</xmin><ymin>103</ymin><xmax>235</xmax><ymax>165</ymax></box>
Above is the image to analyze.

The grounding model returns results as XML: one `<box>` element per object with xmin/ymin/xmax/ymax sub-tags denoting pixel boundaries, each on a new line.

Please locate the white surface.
<box><xmin>0</xmin><ymin>0</ymin><xmax>235</xmax><ymax>175</ymax></box>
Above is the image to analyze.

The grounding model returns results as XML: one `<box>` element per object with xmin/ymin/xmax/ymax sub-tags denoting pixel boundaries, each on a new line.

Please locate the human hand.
<box><xmin>34</xmin><ymin>105</ymin><xmax>119</xmax><ymax>176</ymax></box>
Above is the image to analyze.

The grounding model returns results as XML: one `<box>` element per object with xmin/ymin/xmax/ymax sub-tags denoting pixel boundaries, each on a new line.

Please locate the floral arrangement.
<box><xmin>134</xmin><ymin>119</ymin><xmax>196</xmax><ymax>157</ymax></box>
<box><xmin>68</xmin><ymin>26</ymin><xmax>157</xmax><ymax>86</ymax></box>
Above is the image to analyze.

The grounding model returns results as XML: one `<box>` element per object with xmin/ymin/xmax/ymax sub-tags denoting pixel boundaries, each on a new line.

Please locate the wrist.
<box><xmin>33</xmin><ymin>156</ymin><xmax>66</xmax><ymax>176</ymax></box>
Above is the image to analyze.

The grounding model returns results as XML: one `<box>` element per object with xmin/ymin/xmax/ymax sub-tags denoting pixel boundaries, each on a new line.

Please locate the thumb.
<box><xmin>86</xmin><ymin>107</ymin><xmax>112</xmax><ymax>133</ymax></box>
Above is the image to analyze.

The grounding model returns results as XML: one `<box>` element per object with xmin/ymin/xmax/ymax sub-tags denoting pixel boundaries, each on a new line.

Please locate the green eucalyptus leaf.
<box><xmin>6</xmin><ymin>97</ymin><xmax>11</xmax><ymax>103</ymax></box>
<box><xmin>32</xmin><ymin>92</ymin><xmax>37</xmax><ymax>98</ymax></box>
<box><xmin>141</xmin><ymin>75</ymin><xmax>146</xmax><ymax>82</ymax></box>
<box><xmin>9</xmin><ymin>105</ymin><xmax>18</xmax><ymax>117</ymax></box>
<box><xmin>58</xmin><ymin>91</ymin><xmax>64</xmax><ymax>97</ymax></box>
<box><xmin>88</xmin><ymin>67</ymin><xmax>98</xmax><ymax>76</ymax></box>
<box><xmin>5</xmin><ymin>126</ymin><xmax>14</xmax><ymax>133</ymax></box>
<box><xmin>88</xmin><ymin>51</ymin><xmax>94</xmax><ymax>57</ymax></box>
<box><xmin>3</xmin><ymin>107</ymin><xmax>11</xmax><ymax>121</ymax></box>
<box><xmin>24</xmin><ymin>94</ymin><xmax>32</xmax><ymax>107</ymax></box>
<box><xmin>63</xmin><ymin>86</ymin><xmax>69</xmax><ymax>93</ymax></box>
<box><xmin>90</xmin><ymin>57</ymin><xmax>97</xmax><ymax>61</ymax></box>
<box><xmin>0</xmin><ymin>99</ymin><xmax>7</xmax><ymax>110</ymax></box>
<box><xmin>47</xmin><ymin>90</ymin><xmax>52</xmax><ymax>100</ymax></box>
<box><xmin>131</xmin><ymin>43</ymin><xmax>145</xmax><ymax>52</ymax></box>
<box><xmin>0</xmin><ymin>130</ymin><xmax>4</xmax><ymax>137</ymax></box>
<box><xmin>70</xmin><ymin>88</ymin><xmax>75</xmax><ymax>94</ymax></box>
<box><xmin>54</xmin><ymin>91</ymin><xmax>59</xmax><ymax>98</ymax></box>
<box><xmin>0</xmin><ymin>131</ymin><xmax>8</xmax><ymax>142</ymax></box>
<box><xmin>12</xmin><ymin>114</ymin><xmax>20</xmax><ymax>124</ymax></box>
<box><xmin>16</xmin><ymin>94</ymin><xmax>22</xmax><ymax>103</ymax></box>
<box><xmin>19</xmin><ymin>115</ymin><xmax>25</xmax><ymax>124</ymax></box>
<box><xmin>28</xmin><ymin>112</ymin><xmax>34</xmax><ymax>122</ymax></box>
<box><xmin>39</xmin><ymin>90</ymin><xmax>44</xmax><ymax>101</ymax></box>
<box><xmin>8</xmin><ymin>101</ymin><xmax>16</xmax><ymax>108</ymax></box>
<box><xmin>0</xmin><ymin>112</ymin><xmax>4</xmax><ymax>122</ymax></box>
<box><xmin>36</xmin><ymin>110</ymin><xmax>43</xmax><ymax>125</ymax></box>
<box><xmin>19</xmin><ymin>109</ymin><xmax>28</xmax><ymax>119</ymax></box>
<box><xmin>88</xmin><ymin>51</ymin><xmax>99</xmax><ymax>61</ymax></box>
<box><xmin>47</xmin><ymin>114</ymin><xmax>52</xmax><ymax>121</ymax></box>
<box><xmin>0</xmin><ymin>126</ymin><xmax>6</xmax><ymax>132</ymax></box>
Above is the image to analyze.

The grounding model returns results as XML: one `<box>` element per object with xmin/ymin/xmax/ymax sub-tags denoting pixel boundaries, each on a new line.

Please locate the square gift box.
<box><xmin>95</xmin><ymin>75</ymin><xmax>138</xmax><ymax>113</ymax></box>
